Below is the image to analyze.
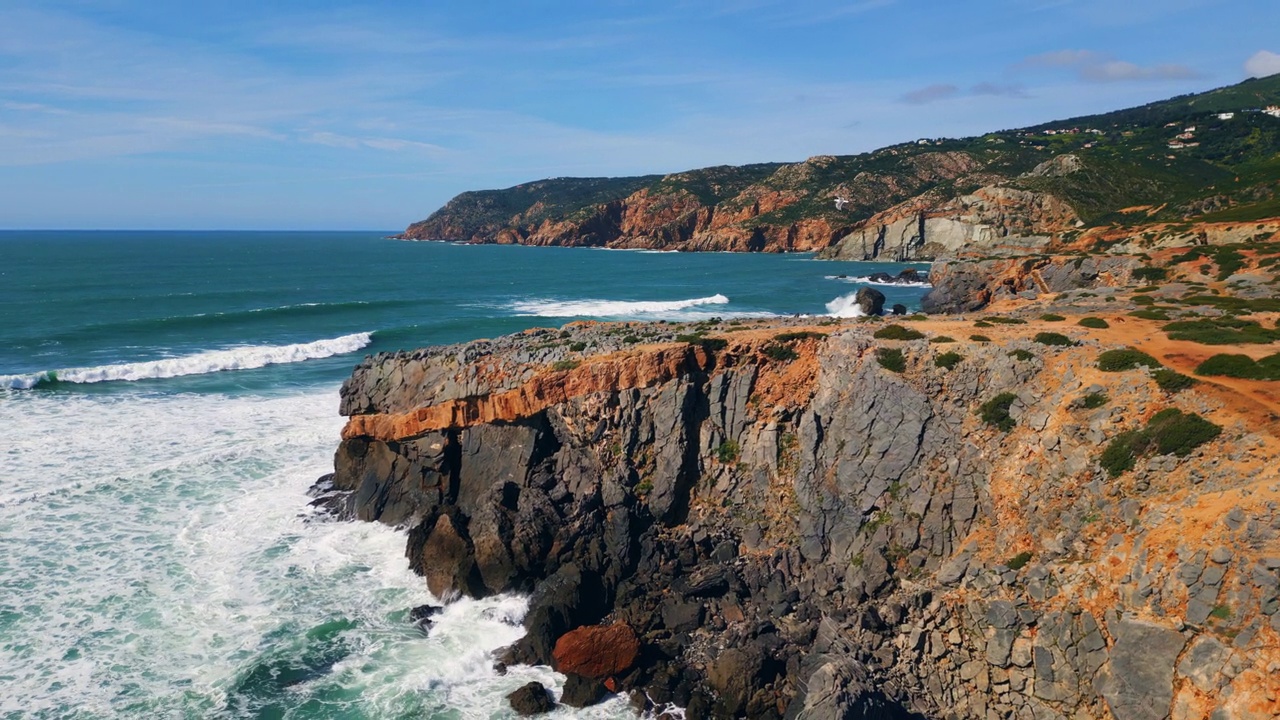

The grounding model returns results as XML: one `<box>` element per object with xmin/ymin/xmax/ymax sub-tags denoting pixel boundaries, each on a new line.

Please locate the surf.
<box><xmin>2</xmin><ymin>332</ymin><xmax>373</xmax><ymax>389</ymax></box>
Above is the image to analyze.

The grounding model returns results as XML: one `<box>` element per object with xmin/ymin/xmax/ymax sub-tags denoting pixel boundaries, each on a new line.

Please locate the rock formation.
<box><xmin>316</xmin><ymin>312</ymin><xmax>1280</xmax><ymax>719</ymax></box>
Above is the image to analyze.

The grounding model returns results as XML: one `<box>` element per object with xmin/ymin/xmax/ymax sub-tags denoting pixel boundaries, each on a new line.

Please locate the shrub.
<box><xmin>934</xmin><ymin>352</ymin><xmax>963</xmax><ymax>369</ymax></box>
<box><xmin>1099</xmin><ymin>408</ymin><xmax>1222</xmax><ymax>477</ymax></box>
<box><xmin>775</xmin><ymin>331</ymin><xmax>825</xmax><ymax>342</ymax></box>
<box><xmin>568</xmin><ymin>341</ymin><xmax>587</xmax><ymax>352</ymax></box>
<box><xmin>763</xmin><ymin>344</ymin><xmax>799</xmax><ymax>362</ymax></box>
<box><xmin>982</xmin><ymin>316</ymin><xmax>1027</xmax><ymax>325</ymax></box>
<box><xmin>1196</xmin><ymin>352</ymin><xmax>1280</xmax><ymax>380</ymax></box>
<box><xmin>973</xmin><ymin>320</ymin><xmax>993</xmax><ymax>328</ymax></box>
<box><xmin>1097</xmin><ymin>348</ymin><xmax>1161</xmax><ymax>372</ymax></box>
<box><xmin>700</xmin><ymin>337</ymin><xmax>729</xmax><ymax>352</ymax></box>
<box><xmin>873</xmin><ymin>324</ymin><xmax>926</xmax><ymax>341</ymax></box>
<box><xmin>1008</xmin><ymin>349</ymin><xmax>1035</xmax><ymax>361</ymax></box>
<box><xmin>716</xmin><ymin>440</ymin><xmax>739</xmax><ymax>463</ymax></box>
<box><xmin>1128</xmin><ymin>309</ymin><xmax>1170</xmax><ymax>321</ymax></box>
<box><xmin>1132</xmin><ymin>267</ymin><xmax>1168</xmax><ymax>282</ymax></box>
<box><xmin>877</xmin><ymin>347</ymin><xmax>906</xmax><ymax>373</ymax></box>
<box><xmin>1081</xmin><ymin>392</ymin><xmax>1108</xmax><ymax>409</ymax></box>
<box><xmin>622</xmin><ymin>334</ymin><xmax>641</xmax><ymax>344</ymax></box>
<box><xmin>1006</xmin><ymin>551</ymin><xmax>1033</xmax><ymax>570</ymax></box>
<box><xmin>970</xmin><ymin>334</ymin><xmax>992</xmax><ymax>343</ymax></box>
<box><xmin>675</xmin><ymin>333</ymin><xmax>704</xmax><ymax>344</ymax></box>
<box><xmin>929</xmin><ymin>335</ymin><xmax>956</xmax><ymax>344</ymax></box>
<box><xmin>978</xmin><ymin>393</ymin><xmax>1018</xmax><ymax>432</ymax></box>
<box><xmin>1162</xmin><ymin>317</ymin><xmax>1280</xmax><ymax>345</ymax></box>
<box><xmin>552</xmin><ymin>359</ymin><xmax>581</xmax><ymax>372</ymax></box>
<box><xmin>1153</xmin><ymin>368</ymin><xmax>1196</xmax><ymax>392</ymax></box>
<box><xmin>1132</xmin><ymin>295</ymin><xmax>1156</xmax><ymax>306</ymax></box>
<box><xmin>1039</xmin><ymin>313</ymin><xmax>1066</xmax><ymax>322</ymax></box>
<box><xmin>1078</xmin><ymin>317</ymin><xmax>1110</xmax><ymax>329</ymax></box>
<box><xmin>1033</xmin><ymin>332</ymin><xmax>1075</xmax><ymax>347</ymax></box>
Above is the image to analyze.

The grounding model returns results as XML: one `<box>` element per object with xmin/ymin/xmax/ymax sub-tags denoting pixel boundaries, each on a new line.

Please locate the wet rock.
<box><xmin>507</xmin><ymin>681</ymin><xmax>555</xmax><ymax>716</ymax></box>
<box><xmin>560</xmin><ymin>672</ymin><xmax>608</xmax><ymax>708</ymax></box>
<box><xmin>855</xmin><ymin>287</ymin><xmax>886</xmax><ymax>316</ymax></box>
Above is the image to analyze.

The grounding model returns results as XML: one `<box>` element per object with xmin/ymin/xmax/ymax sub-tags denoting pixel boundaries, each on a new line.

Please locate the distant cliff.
<box><xmin>400</xmin><ymin>75</ymin><xmax>1280</xmax><ymax>258</ymax></box>
<box><xmin>316</xmin><ymin>301</ymin><xmax>1280</xmax><ymax>718</ymax></box>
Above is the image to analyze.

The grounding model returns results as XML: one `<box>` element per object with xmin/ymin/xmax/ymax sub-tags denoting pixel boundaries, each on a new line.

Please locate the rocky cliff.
<box><xmin>316</xmin><ymin>310</ymin><xmax>1280</xmax><ymax>719</ymax></box>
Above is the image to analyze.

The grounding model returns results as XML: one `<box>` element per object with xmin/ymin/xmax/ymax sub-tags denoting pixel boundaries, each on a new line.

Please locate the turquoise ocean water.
<box><xmin>0</xmin><ymin>231</ymin><xmax>929</xmax><ymax>719</ymax></box>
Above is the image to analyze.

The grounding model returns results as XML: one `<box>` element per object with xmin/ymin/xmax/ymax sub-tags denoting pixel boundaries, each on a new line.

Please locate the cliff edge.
<box><xmin>316</xmin><ymin>300</ymin><xmax>1280</xmax><ymax>718</ymax></box>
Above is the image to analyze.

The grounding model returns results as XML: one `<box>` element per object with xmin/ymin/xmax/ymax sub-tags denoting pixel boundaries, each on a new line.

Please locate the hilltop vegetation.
<box><xmin>402</xmin><ymin>75</ymin><xmax>1280</xmax><ymax>254</ymax></box>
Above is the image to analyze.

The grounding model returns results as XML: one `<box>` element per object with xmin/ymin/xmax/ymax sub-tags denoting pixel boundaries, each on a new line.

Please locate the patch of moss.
<box><xmin>551</xmin><ymin>359</ymin><xmax>581</xmax><ymax>372</ymax></box>
<box><xmin>763</xmin><ymin>344</ymin><xmax>799</xmax><ymax>362</ymax></box>
<box><xmin>1006</xmin><ymin>551</ymin><xmax>1033</xmax><ymax>570</ymax></box>
<box><xmin>1081</xmin><ymin>392</ymin><xmax>1108</xmax><ymax>408</ymax></box>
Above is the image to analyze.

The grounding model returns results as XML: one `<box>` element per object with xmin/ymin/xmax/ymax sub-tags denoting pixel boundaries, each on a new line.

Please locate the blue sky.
<box><xmin>2</xmin><ymin>0</ymin><xmax>1278</xmax><ymax>230</ymax></box>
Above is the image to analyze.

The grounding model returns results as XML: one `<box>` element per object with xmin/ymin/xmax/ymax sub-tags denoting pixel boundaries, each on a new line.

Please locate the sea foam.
<box><xmin>825</xmin><ymin>292</ymin><xmax>867</xmax><ymax>318</ymax></box>
<box><xmin>1</xmin><ymin>332</ymin><xmax>372</xmax><ymax>389</ymax></box>
<box><xmin>825</xmin><ymin>274</ymin><xmax>933</xmax><ymax>288</ymax></box>
<box><xmin>509</xmin><ymin>294</ymin><xmax>732</xmax><ymax>318</ymax></box>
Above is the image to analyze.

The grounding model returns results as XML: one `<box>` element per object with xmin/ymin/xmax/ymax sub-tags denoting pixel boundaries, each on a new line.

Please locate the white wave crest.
<box><xmin>825</xmin><ymin>274</ymin><xmax>932</xmax><ymax>288</ymax></box>
<box><xmin>2</xmin><ymin>332</ymin><xmax>372</xmax><ymax>389</ymax></box>
<box><xmin>510</xmin><ymin>294</ymin><xmax>731</xmax><ymax>318</ymax></box>
<box><xmin>825</xmin><ymin>292</ymin><xmax>867</xmax><ymax>318</ymax></box>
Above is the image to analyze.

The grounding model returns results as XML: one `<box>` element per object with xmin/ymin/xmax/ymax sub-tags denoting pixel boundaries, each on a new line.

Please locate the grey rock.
<box><xmin>1100</xmin><ymin>617</ymin><xmax>1186</xmax><ymax>720</ymax></box>
<box><xmin>1177</xmin><ymin>636</ymin><xmax>1229</xmax><ymax>693</ymax></box>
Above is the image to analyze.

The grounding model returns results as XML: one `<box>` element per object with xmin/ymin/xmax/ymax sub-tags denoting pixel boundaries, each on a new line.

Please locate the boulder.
<box><xmin>855</xmin><ymin>287</ymin><xmax>886</xmax><ymax>316</ymax></box>
<box><xmin>507</xmin><ymin>681</ymin><xmax>555</xmax><ymax>716</ymax></box>
<box><xmin>560</xmin><ymin>672</ymin><xmax>608</xmax><ymax>708</ymax></box>
<box><xmin>552</xmin><ymin>623</ymin><xmax>640</xmax><ymax>680</ymax></box>
<box><xmin>1100</xmin><ymin>617</ymin><xmax>1186</xmax><ymax>720</ymax></box>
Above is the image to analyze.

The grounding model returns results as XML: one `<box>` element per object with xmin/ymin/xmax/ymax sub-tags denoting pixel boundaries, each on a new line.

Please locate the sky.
<box><xmin>1</xmin><ymin>0</ymin><xmax>1279</xmax><ymax>230</ymax></box>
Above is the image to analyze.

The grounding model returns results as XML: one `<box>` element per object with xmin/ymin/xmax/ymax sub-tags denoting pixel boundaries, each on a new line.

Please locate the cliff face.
<box><xmin>317</xmin><ymin>317</ymin><xmax>1280</xmax><ymax>720</ymax></box>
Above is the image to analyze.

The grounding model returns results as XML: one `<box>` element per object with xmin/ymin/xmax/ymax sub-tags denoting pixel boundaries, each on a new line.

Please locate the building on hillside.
<box><xmin>1217</xmin><ymin>112</ymin><xmax>1235</xmax><ymax>120</ymax></box>
<box><xmin>1264</xmin><ymin>106</ymin><xmax>1280</xmax><ymax>118</ymax></box>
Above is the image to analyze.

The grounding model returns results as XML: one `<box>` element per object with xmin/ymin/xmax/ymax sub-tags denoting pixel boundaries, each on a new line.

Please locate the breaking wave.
<box><xmin>825</xmin><ymin>275</ymin><xmax>932</xmax><ymax>288</ymax></box>
<box><xmin>509</xmin><ymin>294</ymin><xmax>732</xmax><ymax>318</ymax></box>
<box><xmin>2</xmin><ymin>332</ymin><xmax>373</xmax><ymax>389</ymax></box>
<box><xmin>825</xmin><ymin>293</ymin><xmax>867</xmax><ymax>318</ymax></box>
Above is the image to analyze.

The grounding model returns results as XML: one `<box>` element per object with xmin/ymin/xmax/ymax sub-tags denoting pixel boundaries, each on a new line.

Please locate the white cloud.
<box><xmin>1018</xmin><ymin>49</ymin><xmax>1199</xmax><ymax>83</ymax></box>
<box><xmin>1244</xmin><ymin>50</ymin><xmax>1280</xmax><ymax>78</ymax></box>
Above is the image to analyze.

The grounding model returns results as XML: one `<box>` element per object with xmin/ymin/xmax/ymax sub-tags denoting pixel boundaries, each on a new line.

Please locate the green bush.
<box><xmin>623</xmin><ymin>334</ymin><xmax>641</xmax><ymax>344</ymax></box>
<box><xmin>1162</xmin><ymin>317</ymin><xmax>1280</xmax><ymax>345</ymax></box>
<box><xmin>1132</xmin><ymin>267</ymin><xmax>1168</xmax><ymax>282</ymax></box>
<box><xmin>1081</xmin><ymin>392</ymin><xmax>1108</xmax><ymax>409</ymax></box>
<box><xmin>934</xmin><ymin>352</ymin><xmax>963</xmax><ymax>369</ymax></box>
<box><xmin>1033</xmin><ymin>332</ymin><xmax>1075</xmax><ymax>347</ymax></box>
<box><xmin>979</xmin><ymin>393</ymin><xmax>1019</xmax><ymax>432</ymax></box>
<box><xmin>877</xmin><ymin>347</ymin><xmax>906</xmax><ymax>373</ymax></box>
<box><xmin>1196</xmin><ymin>352</ymin><xmax>1280</xmax><ymax>380</ymax></box>
<box><xmin>1132</xmin><ymin>295</ymin><xmax>1156</xmax><ymax>306</ymax></box>
<box><xmin>1153</xmin><ymin>368</ymin><xmax>1196</xmax><ymax>392</ymax></box>
<box><xmin>675</xmin><ymin>333</ymin><xmax>704</xmax><ymax>344</ymax></box>
<box><xmin>1097</xmin><ymin>348</ymin><xmax>1161</xmax><ymax>372</ymax></box>
<box><xmin>1077</xmin><ymin>317</ymin><xmax>1110</xmax><ymax>329</ymax></box>
<box><xmin>1006</xmin><ymin>551</ymin><xmax>1033</xmax><ymax>570</ymax></box>
<box><xmin>1128</xmin><ymin>309</ymin><xmax>1171</xmax><ymax>320</ymax></box>
<box><xmin>763</xmin><ymin>344</ymin><xmax>799</xmax><ymax>362</ymax></box>
<box><xmin>552</xmin><ymin>359</ymin><xmax>581</xmax><ymax>372</ymax></box>
<box><xmin>982</xmin><ymin>316</ymin><xmax>1027</xmax><ymax>325</ymax></box>
<box><xmin>774</xmin><ymin>331</ymin><xmax>825</xmax><ymax>342</ymax></box>
<box><xmin>716</xmin><ymin>440</ymin><xmax>740</xmax><ymax>463</ymax></box>
<box><xmin>1008</xmin><ymin>349</ymin><xmax>1035</xmax><ymax>361</ymax></box>
<box><xmin>568</xmin><ymin>341</ymin><xmax>587</xmax><ymax>352</ymax></box>
<box><xmin>873</xmin><ymin>324</ymin><xmax>926</xmax><ymax>341</ymax></box>
<box><xmin>700</xmin><ymin>337</ymin><xmax>728</xmax><ymax>352</ymax></box>
<box><xmin>929</xmin><ymin>335</ymin><xmax>956</xmax><ymax>344</ymax></box>
<box><xmin>970</xmin><ymin>334</ymin><xmax>992</xmax><ymax>343</ymax></box>
<box><xmin>1039</xmin><ymin>313</ymin><xmax>1066</xmax><ymax>322</ymax></box>
<box><xmin>1099</xmin><ymin>408</ymin><xmax>1222</xmax><ymax>477</ymax></box>
<box><xmin>973</xmin><ymin>320</ymin><xmax>993</xmax><ymax>328</ymax></box>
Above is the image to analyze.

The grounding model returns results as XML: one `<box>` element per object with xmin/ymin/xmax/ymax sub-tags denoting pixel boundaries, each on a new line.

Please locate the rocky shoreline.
<box><xmin>314</xmin><ymin>295</ymin><xmax>1280</xmax><ymax>718</ymax></box>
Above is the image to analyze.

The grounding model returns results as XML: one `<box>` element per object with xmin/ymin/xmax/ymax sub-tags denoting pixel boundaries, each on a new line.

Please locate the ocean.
<box><xmin>0</xmin><ymin>231</ymin><xmax>930</xmax><ymax>719</ymax></box>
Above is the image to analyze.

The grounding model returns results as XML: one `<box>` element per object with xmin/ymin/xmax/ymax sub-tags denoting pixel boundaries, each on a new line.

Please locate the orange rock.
<box><xmin>552</xmin><ymin>623</ymin><xmax>640</xmax><ymax>680</ymax></box>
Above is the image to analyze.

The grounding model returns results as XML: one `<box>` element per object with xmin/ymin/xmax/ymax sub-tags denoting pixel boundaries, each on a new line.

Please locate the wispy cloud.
<box><xmin>1245</xmin><ymin>50</ymin><xmax>1280</xmax><ymax>78</ymax></box>
<box><xmin>899</xmin><ymin>82</ymin><xmax>1028</xmax><ymax>105</ymax></box>
<box><xmin>1018</xmin><ymin>49</ymin><xmax>1200</xmax><ymax>82</ymax></box>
